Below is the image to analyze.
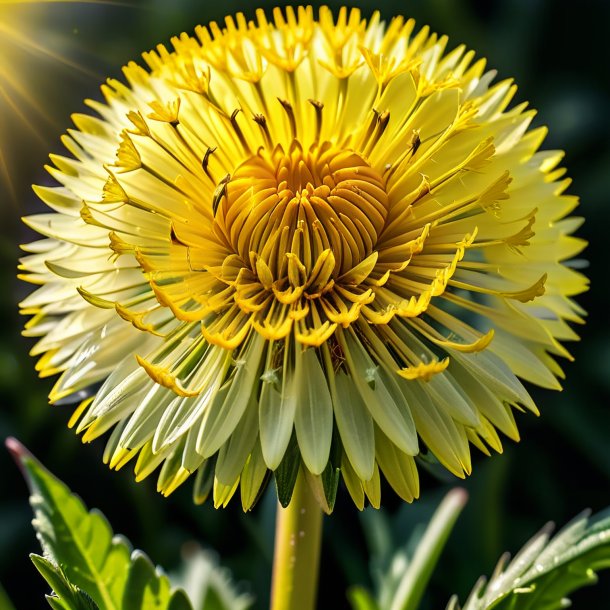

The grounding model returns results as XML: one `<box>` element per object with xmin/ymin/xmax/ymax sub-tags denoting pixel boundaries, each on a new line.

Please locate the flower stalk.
<box><xmin>271</xmin><ymin>468</ymin><xmax>323</xmax><ymax>610</ymax></box>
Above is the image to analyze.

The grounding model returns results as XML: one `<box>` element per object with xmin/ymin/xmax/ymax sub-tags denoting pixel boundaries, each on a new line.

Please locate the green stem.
<box><xmin>270</xmin><ymin>468</ymin><xmax>323</xmax><ymax>610</ymax></box>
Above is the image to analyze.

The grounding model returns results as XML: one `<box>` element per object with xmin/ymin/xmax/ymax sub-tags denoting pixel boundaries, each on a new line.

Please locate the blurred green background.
<box><xmin>1</xmin><ymin>0</ymin><xmax>609</xmax><ymax>608</ymax></box>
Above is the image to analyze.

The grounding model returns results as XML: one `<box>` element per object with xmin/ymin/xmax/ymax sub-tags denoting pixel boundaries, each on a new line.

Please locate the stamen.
<box><xmin>201</xmin><ymin>146</ymin><xmax>217</xmax><ymax>179</ymax></box>
<box><xmin>253</xmin><ymin>113</ymin><xmax>273</xmax><ymax>149</ymax></box>
<box><xmin>308</xmin><ymin>99</ymin><xmax>324</xmax><ymax>143</ymax></box>
<box><xmin>278</xmin><ymin>98</ymin><xmax>297</xmax><ymax>140</ymax></box>
<box><xmin>409</xmin><ymin>129</ymin><xmax>421</xmax><ymax>157</ymax></box>
<box><xmin>363</xmin><ymin>110</ymin><xmax>390</xmax><ymax>156</ymax></box>
<box><xmin>230</xmin><ymin>109</ymin><xmax>250</xmax><ymax>153</ymax></box>
<box><xmin>212</xmin><ymin>174</ymin><xmax>231</xmax><ymax>215</ymax></box>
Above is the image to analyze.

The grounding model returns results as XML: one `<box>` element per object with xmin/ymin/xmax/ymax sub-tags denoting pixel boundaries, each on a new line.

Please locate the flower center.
<box><xmin>214</xmin><ymin>140</ymin><xmax>389</xmax><ymax>279</ymax></box>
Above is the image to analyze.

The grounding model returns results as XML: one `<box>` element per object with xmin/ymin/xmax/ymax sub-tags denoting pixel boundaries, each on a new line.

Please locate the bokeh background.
<box><xmin>1</xmin><ymin>0</ymin><xmax>609</xmax><ymax>608</ymax></box>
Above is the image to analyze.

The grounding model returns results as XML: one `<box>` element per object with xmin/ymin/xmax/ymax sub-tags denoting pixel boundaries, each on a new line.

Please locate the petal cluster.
<box><xmin>20</xmin><ymin>6</ymin><xmax>587</xmax><ymax>510</ymax></box>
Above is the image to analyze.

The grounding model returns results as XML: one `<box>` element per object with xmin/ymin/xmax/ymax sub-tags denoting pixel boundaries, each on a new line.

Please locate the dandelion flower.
<box><xmin>20</xmin><ymin>7</ymin><xmax>588</xmax><ymax>510</ymax></box>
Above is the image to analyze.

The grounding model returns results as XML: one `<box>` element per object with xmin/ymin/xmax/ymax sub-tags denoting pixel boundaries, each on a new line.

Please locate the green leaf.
<box><xmin>10</xmin><ymin>440</ymin><xmax>193</xmax><ymax>610</ymax></box>
<box><xmin>347</xmin><ymin>586</ymin><xmax>381</xmax><ymax>610</ymax></box>
<box><xmin>274</xmin><ymin>433</ymin><xmax>301</xmax><ymax>508</ymax></box>
<box><xmin>192</xmin><ymin>456</ymin><xmax>216</xmax><ymax>505</ymax></box>
<box><xmin>448</xmin><ymin>507</ymin><xmax>610</xmax><ymax>610</ymax></box>
<box><xmin>352</xmin><ymin>488</ymin><xmax>468</xmax><ymax>610</ymax></box>
<box><xmin>0</xmin><ymin>579</ymin><xmax>17</xmax><ymax>610</ymax></box>
<box><xmin>171</xmin><ymin>546</ymin><xmax>253</xmax><ymax>610</ymax></box>
<box><xmin>122</xmin><ymin>551</ymin><xmax>192</xmax><ymax>610</ymax></box>
<box><xmin>322</xmin><ymin>430</ymin><xmax>343</xmax><ymax>512</ymax></box>
<box><xmin>31</xmin><ymin>554</ymin><xmax>99</xmax><ymax>610</ymax></box>
<box><xmin>388</xmin><ymin>488</ymin><xmax>468</xmax><ymax>610</ymax></box>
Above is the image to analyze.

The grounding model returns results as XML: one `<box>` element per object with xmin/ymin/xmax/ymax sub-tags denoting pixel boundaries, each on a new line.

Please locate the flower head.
<box><xmin>20</xmin><ymin>6</ymin><xmax>587</xmax><ymax>510</ymax></box>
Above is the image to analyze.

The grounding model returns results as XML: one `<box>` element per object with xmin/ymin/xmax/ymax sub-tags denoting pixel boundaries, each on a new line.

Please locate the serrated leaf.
<box><xmin>448</xmin><ymin>507</ymin><xmax>610</xmax><ymax>610</ymax></box>
<box><xmin>31</xmin><ymin>554</ymin><xmax>100</xmax><ymax>610</ymax></box>
<box><xmin>12</xmin><ymin>441</ymin><xmax>194</xmax><ymax>610</ymax></box>
<box><xmin>122</xmin><ymin>551</ymin><xmax>181</xmax><ymax>610</ymax></box>
<box><xmin>47</xmin><ymin>597</ymin><xmax>70</xmax><ymax>610</ymax></box>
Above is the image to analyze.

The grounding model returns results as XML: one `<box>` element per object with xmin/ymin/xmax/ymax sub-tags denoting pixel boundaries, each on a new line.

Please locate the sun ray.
<box><xmin>0</xmin><ymin>0</ymin><xmax>135</xmax><ymax>207</ymax></box>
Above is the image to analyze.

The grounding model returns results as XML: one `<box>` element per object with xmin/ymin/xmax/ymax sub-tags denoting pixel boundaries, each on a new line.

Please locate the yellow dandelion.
<box><xmin>20</xmin><ymin>6</ymin><xmax>588</xmax><ymax>510</ymax></box>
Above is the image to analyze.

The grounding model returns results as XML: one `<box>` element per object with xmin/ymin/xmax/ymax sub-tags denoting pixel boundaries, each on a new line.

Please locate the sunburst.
<box><xmin>0</xmin><ymin>0</ymin><xmax>124</xmax><ymax>205</ymax></box>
